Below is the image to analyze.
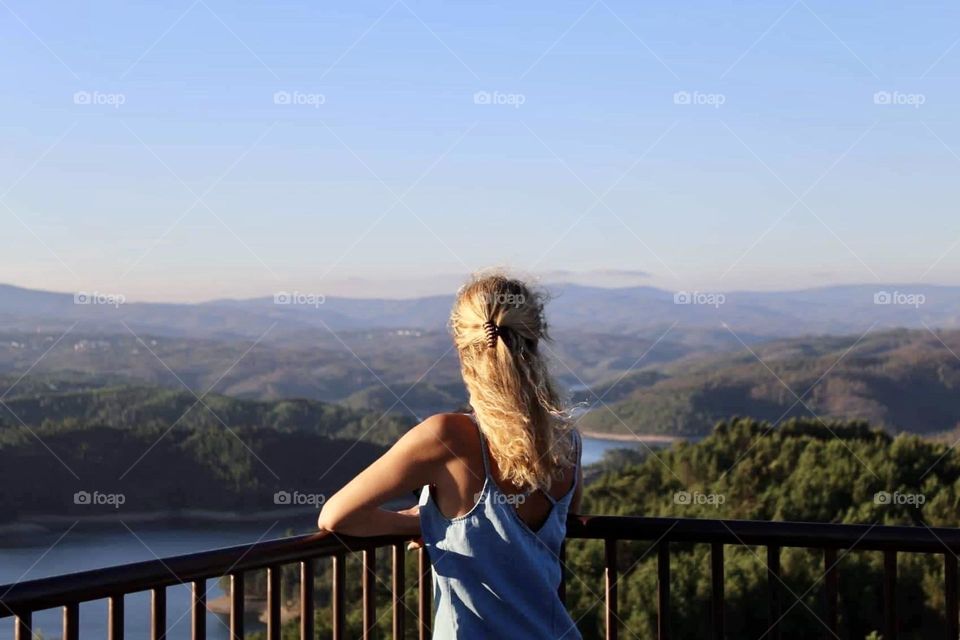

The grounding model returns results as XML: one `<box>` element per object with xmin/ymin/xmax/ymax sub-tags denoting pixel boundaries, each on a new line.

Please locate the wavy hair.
<box><xmin>450</xmin><ymin>272</ymin><xmax>575</xmax><ymax>492</ymax></box>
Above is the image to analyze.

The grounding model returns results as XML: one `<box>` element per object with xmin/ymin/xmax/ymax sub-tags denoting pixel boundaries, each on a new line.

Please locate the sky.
<box><xmin>1</xmin><ymin>1</ymin><xmax>960</xmax><ymax>301</ymax></box>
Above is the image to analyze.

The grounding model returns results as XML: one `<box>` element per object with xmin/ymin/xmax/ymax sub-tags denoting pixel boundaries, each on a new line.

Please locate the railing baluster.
<box><xmin>823</xmin><ymin>548</ymin><xmax>838</xmax><ymax>636</ymax></box>
<box><xmin>230</xmin><ymin>572</ymin><xmax>244</xmax><ymax>640</ymax></box>
<box><xmin>363</xmin><ymin>549</ymin><xmax>376</xmax><ymax>640</ymax></box>
<box><xmin>332</xmin><ymin>553</ymin><xmax>345</xmax><ymax>640</ymax></box>
<box><xmin>301</xmin><ymin>559</ymin><xmax>314</xmax><ymax>640</ymax></box>
<box><xmin>13</xmin><ymin>612</ymin><xmax>31</xmax><ymax>640</ymax></box>
<box><xmin>658</xmin><ymin>541</ymin><xmax>670</xmax><ymax>640</ymax></box>
<box><xmin>109</xmin><ymin>594</ymin><xmax>124</xmax><ymax>640</ymax></box>
<box><xmin>884</xmin><ymin>550</ymin><xmax>897</xmax><ymax>640</ymax></box>
<box><xmin>767</xmin><ymin>545</ymin><xmax>781</xmax><ymax>640</ymax></box>
<box><xmin>192</xmin><ymin>579</ymin><xmax>206</xmax><ymax>640</ymax></box>
<box><xmin>558</xmin><ymin>540</ymin><xmax>567</xmax><ymax>605</ymax></box>
<box><xmin>605</xmin><ymin>538</ymin><xmax>618</xmax><ymax>640</ymax></box>
<box><xmin>946</xmin><ymin>553</ymin><xmax>958</xmax><ymax>640</ymax></box>
<box><xmin>711</xmin><ymin>543</ymin><xmax>723</xmax><ymax>640</ymax></box>
<box><xmin>267</xmin><ymin>566</ymin><xmax>281</xmax><ymax>640</ymax></box>
<box><xmin>151</xmin><ymin>587</ymin><xmax>166</xmax><ymax>640</ymax></box>
<box><xmin>418</xmin><ymin>547</ymin><xmax>432</xmax><ymax>640</ymax></box>
<box><xmin>392</xmin><ymin>543</ymin><xmax>405</xmax><ymax>640</ymax></box>
<box><xmin>62</xmin><ymin>602</ymin><xmax>79</xmax><ymax>640</ymax></box>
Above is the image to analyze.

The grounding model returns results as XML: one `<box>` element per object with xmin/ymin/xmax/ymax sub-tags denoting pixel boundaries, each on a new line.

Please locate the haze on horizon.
<box><xmin>2</xmin><ymin>1</ymin><xmax>960</xmax><ymax>302</ymax></box>
<box><xmin>3</xmin><ymin>272</ymin><xmax>960</xmax><ymax>305</ymax></box>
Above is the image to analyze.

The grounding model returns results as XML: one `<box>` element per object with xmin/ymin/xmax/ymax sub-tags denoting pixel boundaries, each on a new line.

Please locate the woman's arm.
<box><xmin>317</xmin><ymin>415</ymin><xmax>454</xmax><ymax>537</ymax></box>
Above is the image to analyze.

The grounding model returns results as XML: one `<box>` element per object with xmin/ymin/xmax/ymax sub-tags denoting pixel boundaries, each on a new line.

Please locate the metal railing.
<box><xmin>2</xmin><ymin>515</ymin><xmax>959</xmax><ymax>639</ymax></box>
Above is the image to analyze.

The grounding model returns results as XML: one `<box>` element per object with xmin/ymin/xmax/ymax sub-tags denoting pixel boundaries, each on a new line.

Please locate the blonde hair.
<box><xmin>450</xmin><ymin>272</ymin><xmax>576</xmax><ymax>492</ymax></box>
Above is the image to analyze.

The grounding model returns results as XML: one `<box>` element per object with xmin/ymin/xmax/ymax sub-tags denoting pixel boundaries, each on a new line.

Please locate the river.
<box><xmin>0</xmin><ymin>436</ymin><xmax>667</xmax><ymax>639</ymax></box>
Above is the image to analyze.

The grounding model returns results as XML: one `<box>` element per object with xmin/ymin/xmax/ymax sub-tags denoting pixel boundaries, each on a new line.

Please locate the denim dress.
<box><xmin>419</xmin><ymin>419</ymin><xmax>583</xmax><ymax>639</ymax></box>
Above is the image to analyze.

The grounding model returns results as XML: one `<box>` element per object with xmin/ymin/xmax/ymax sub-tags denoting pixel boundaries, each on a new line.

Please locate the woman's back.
<box><xmin>419</xmin><ymin>413</ymin><xmax>583</xmax><ymax>640</ymax></box>
<box><xmin>317</xmin><ymin>274</ymin><xmax>583</xmax><ymax>637</ymax></box>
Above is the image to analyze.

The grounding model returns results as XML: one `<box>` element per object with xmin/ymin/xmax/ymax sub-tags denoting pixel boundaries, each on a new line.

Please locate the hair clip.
<box><xmin>483</xmin><ymin>321</ymin><xmax>499</xmax><ymax>348</ymax></box>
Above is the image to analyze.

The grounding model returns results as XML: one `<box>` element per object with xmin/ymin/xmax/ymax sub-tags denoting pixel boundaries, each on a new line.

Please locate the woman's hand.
<box><xmin>397</xmin><ymin>505</ymin><xmax>420</xmax><ymax>518</ymax></box>
<box><xmin>397</xmin><ymin>505</ymin><xmax>424</xmax><ymax>549</ymax></box>
<box><xmin>316</xmin><ymin>510</ymin><xmax>334</xmax><ymax>536</ymax></box>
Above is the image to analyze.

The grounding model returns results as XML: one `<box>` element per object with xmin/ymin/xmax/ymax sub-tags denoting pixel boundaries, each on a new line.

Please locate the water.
<box><xmin>0</xmin><ymin>520</ymin><xmax>308</xmax><ymax>640</ymax></box>
<box><xmin>580</xmin><ymin>434</ymin><xmax>669</xmax><ymax>465</ymax></box>
<box><xmin>0</xmin><ymin>437</ymin><xmax>651</xmax><ymax>638</ymax></box>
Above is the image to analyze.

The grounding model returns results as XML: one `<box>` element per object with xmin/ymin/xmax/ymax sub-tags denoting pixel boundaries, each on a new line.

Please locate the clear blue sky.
<box><xmin>2</xmin><ymin>1</ymin><xmax>959</xmax><ymax>300</ymax></box>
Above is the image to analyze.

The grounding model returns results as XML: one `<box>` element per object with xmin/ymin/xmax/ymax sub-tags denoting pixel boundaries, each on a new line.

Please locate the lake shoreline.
<box><xmin>0</xmin><ymin>499</ymin><xmax>415</xmax><ymax>541</ymax></box>
<box><xmin>580</xmin><ymin>430</ymin><xmax>682</xmax><ymax>444</ymax></box>
<box><xmin>0</xmin><ymin>507</ymin><xmax>321</xmax><ymax>539</ymax></box>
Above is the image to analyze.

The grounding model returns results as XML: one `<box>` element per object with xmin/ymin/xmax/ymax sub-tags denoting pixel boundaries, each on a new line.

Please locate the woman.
<box><xmin>318</xmin><ymin>273</ymin><xmax>583</xmax><ymax>639</ymax></box>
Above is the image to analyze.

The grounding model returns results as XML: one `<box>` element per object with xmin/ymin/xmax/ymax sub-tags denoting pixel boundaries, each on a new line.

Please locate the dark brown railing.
<box><xmin>2</xmin><ymin>515</ymin><xmax>960</xmax><ymax>639</ymax></box>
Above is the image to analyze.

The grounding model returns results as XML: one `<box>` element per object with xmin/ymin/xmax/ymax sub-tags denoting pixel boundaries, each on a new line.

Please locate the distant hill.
<box><xmin>2</xmin><ymin>282</ymin><xmax>957</xmax><ymax>339</ymax></box>
<box><xmin>0</xmin><ymin>383</ymin><xmax>413</xmax><ymax>445</ymax></box>
<box><xmin>578</xmin><ymin>328</ymin><xmax>960</xmax><ymax>437</ymax></box>
<box><xmin>0</xmin><ymin>328</ymin><xmax>706</xmax><ymax>409</ymax></box>
<box><xmin>340</xmin><ymin>381</ymin><xmax>468</xmax><ymax>419</ymax></box>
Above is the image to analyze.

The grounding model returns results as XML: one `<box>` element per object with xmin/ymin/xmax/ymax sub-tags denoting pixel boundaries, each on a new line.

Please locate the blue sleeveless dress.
<box><xmin>418</xmin><ymin>418</ymin><xmax>583</xmax><ymax>639</ymax></box>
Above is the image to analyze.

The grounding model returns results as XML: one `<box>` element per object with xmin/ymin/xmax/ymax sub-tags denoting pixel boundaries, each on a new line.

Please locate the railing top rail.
<box><xmin>567</xmin><ymin>515</ymin><xmax>960</xmax><ymax>553</ymax></box>
<box><xmin>0</xmin><ymin>532</ymin><xmax>405</xmax><ymax>617</ymax></box>
<box><xmin>2</xmin><ymin>515</ymin><xmax>959</xmax><ymax>617</ymax></box>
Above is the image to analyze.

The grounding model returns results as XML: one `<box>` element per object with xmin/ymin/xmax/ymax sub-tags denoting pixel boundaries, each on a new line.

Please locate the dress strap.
<box><xmin>533</xmin><ymin>430</ymin><xmax>582</xmax><ymax>506</ymax></box>
<box><xmin>570</xmin><ymin>428</ymin><xmax>582</xmax><ymax>494</ymax></box>
<box><xmin>573</xmin><ymin>428</ymin><xmax>582</xmax><ymax>467</ymax></box>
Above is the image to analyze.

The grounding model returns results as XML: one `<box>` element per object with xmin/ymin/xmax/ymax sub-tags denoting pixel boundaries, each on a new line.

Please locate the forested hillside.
<box><xmin>0</xmin><ymin>383</ymin><xmax>413</xmax><ymax>523</ymax></box>
<box><xmin>580</xmin><ymin>328</ymin><xmax>960</xmax><ymax>437</ymax></box>
<box><xmin>567</xmin><ymin>417</ymin><xmax>960</xmax><ymax>639</ymax></box>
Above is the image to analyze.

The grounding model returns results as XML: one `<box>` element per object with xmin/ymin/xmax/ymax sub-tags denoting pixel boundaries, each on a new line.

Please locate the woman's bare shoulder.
<box><xmin>404</xmin><ymin>413</ymin><xmax>478</xmax><ymax>456</ymax></box>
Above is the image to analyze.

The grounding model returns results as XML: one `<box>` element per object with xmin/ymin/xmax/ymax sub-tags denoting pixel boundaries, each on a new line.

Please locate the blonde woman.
<box><xmin>318</xmin><ymin>273</ymin><xmax>583</xmax><ymax>639</ymax></box>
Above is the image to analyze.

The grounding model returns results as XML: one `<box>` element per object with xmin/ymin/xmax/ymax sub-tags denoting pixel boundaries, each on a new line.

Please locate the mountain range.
<box><xmin>1</xmin><ymin>282</ymin><xmax>956</xmax><ymax>339</ymax></box>
<box><xmin>2</xmin><ymin>282</ymin><xmax>959</xmax><ymax>439</ymax></box>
